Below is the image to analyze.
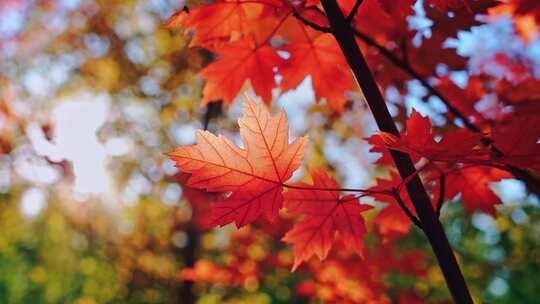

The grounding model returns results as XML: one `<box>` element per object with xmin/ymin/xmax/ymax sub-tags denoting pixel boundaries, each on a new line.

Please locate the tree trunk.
<box><xmin>320</xmin><ymin>0</ymin><xmax>473</xmax><ymax>302</ymax></box>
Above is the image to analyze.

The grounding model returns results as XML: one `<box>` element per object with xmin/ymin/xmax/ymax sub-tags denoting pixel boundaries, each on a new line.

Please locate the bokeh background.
<box><xmin>0</xmin><ymin>0</ymin><xmax>539</xmax><ymax>303</ymax></box>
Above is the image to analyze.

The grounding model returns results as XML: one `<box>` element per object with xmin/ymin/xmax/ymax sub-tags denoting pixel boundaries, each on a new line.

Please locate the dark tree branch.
<box><xmin>436</xmin><ymin>173</ymin><xmax>446</xmax><ymax>217</ymax></box>
<box><xmin>178</xmin><ymin>102</ymin><xmax>222</xmax><ymax>304</ymax></box>
<box><xmin>392</xmin><ymin>188</ymin><xmax>423</xmax><ymax>229</ymax></box>
<box><xmin>345</xmin><ymin>0</ymin><xmax>363</xmax><ymax>23</ymax></box>
<box><xmin>506</xmin><ymin>168</ymin><xmax>540</xmax><ymax>196</ymax></box>
<box><xmin>292</xmin><ymin>10</ymin><xmax>332</xmax><ymax>33</ymax></box>
<box><xmin>178</xmin><ymin>224</ymin><xmax>198</xmax><ymax>304</ymax></box>
<box><xmin>202</xmin><ymin>101</ymin><xmax>223</xmax><ymax>130</ymax></box>
<box><xmin>320</xmin><ymin>0</ymin><xmax>473</xmax><ymax>302</ymax></box>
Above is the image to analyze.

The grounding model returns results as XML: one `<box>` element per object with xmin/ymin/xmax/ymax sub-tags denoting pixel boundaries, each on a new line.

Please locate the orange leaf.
<box><xmin>279</xmin><ymin>34</ymin><xmax>355</xmax><ymax>112</ymax></box>
<box><xmin>164</xmin><ymin>9</ymin><xmax>188</xmax><ymax>28</ymax></box>
<box><xmin>282</xmin><ymin>170</ymin><xmax>371</xmax><ymax>270</ymax></box>
<box><xmin>182</xmin><ymin>0</ymin><xmax>267</xmax><ymax>47</ymax></box>
<box><xmin>167</xmin><ymin>96</ymin><xmax>308</xmax><ymax>227</ymax></box>
<box><xmin>178</xmin><ymin>260</ymin><xmax>234</xmax><ymax>284</ymax></box>
<box><xmin>200</xmin><ymin>37</ymin><xmax>284</xmax><ymax>105</ymax></box>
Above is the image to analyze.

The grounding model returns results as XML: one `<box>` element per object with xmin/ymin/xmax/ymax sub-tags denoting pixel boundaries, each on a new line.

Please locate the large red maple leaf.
<box><xmin>369</xmin><ymin>110</ymin><xmax>484</xmax><ymax>164</ymax></box>
<box><xmin>167</xmin><ymin>96</ymin><xmax>308</xmax><ymax>227</ymax></box>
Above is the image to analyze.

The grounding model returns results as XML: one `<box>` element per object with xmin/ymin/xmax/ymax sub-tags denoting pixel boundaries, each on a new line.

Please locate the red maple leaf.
<box><xmin>168</xmin><ymin>0</ymin><xmax>271</xmax><ymax>47</ymax></box>
<box><xmin>445</xmin><ymin>166</ymin><xmax>510</xmax><ymax>214</ymax></box>
<box><xmin>280</xmin><ymin>34</ymin><xmax>355</xmax><ymax>112</ymax></box>
<box><xmin>200</xmin><ymin>37</ymin><xmax>284</xmax><ymax>105</ymax></box>
<box><xmin>282</xmin><ymin>170</ymin><xmax>372</xmax><ymax>270</ymax></box>
<box><xmin>167</xmin><ymin>96</ymin><xmax>308</xmax><ymax>227</ymax></box>
<box><xmin>369</xmin><ymin>110</ymin><xmax>484</xmax><ymax>164</ymax></box>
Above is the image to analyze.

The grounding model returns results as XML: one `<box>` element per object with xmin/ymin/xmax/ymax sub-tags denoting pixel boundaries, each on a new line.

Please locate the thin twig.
<box><xmin>292</xmin><ymin>10</ymin><xmax>332</xmax><ymax>33</ymax></box>
<box><xmin>351</xmin><ymin>28</ymin><xmax>482</xmax><ymax>133</ymax></box>
<box><xmin>436</xmin><ymin>173</ymin><xmax>446</xmax><ymax>217</ymax></box>
<box><xmin>345</xmin><ymin>0</ymin><xmax>363</xmax><ymax>23</ymax></box>
<box><xmin>392</xmin><ymin>188</ymin><xmax>423</xmax><ymax>230</ymax></box>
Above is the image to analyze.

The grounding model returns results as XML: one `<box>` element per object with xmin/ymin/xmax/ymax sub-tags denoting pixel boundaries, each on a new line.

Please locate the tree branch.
<box><xmin>345</xmin><ymin>0</ymin><xmax>363</xmax><ymax>23</ymax></box>
<box><xmin>292</xmin><ymin>10</ymin><xmax>332</xmax><ymax>33</ymax></box>
<box><xmin>400</xmin><ymin>38</ymin><xmax>409</xmax><ymax>66</ymax></box>
<box><xmin>436</xmin><ymin>173</ymin><xmax>446</xmax><ymax>217</ymax></box>
<box><xmin>202</xmin><ymin>101</ymin><xmax>223</xmax><ymax>130</ymax></box>
<box><xmin>351</xmin><ymin>28</ymin><xmax>482</xmax><ymax>133</ymax></box>
<box><xmin>320</xmin><ymin>0</ymin><xmax>473</xmax><ymax>302</ymax></box>
<box><xmin>178</xmin><ymin>102</ymin><xmax>222</xmax><ymax>304</ymax></box>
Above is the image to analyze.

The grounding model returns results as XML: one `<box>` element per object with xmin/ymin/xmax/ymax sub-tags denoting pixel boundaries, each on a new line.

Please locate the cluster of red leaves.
<box><xmin>164</xmin><ymin>0</ymin><xmax>537</xmax><ymax>119</ymax></box>
<box><xmin>367</xmin><ymin>108</ymin><xmax>540</xmax><ymax>239</ymax></box>
<box><xmin>166</xmin><ymin>0</ymin><xmax>540</xmax><ymax>296</ymax></box>
<box><xmin>166</xmin><ymin>0</ymin><xmax>353</xmax><ymax>111</ymax></box>
<box><xmin>178</xmin><ymin>224</ymin><xmax>434</xmax><ymax>302</ymax></box>
<box><xmin>178</xmin><ymin>227</ymin><xmax>268</xmax><ymax>287</ymax></box>
<box><xmin>165</xmin><ymin>0</ymin><xmax>448</xmax><ymax>111</ymax></box>
<box><xmin>295</xmin><ymin>242</ymin><xmax>431</xmax><ymax>303</ymax></box>
<box><xmin>169</xmin><ymin>92</ymin><xmax>540</xmax><ymax>269</ymax></box>
<box><xmin>168</xmin><ymin>97</ymin><xmax>374</xmax><ymax>269</ymax></box>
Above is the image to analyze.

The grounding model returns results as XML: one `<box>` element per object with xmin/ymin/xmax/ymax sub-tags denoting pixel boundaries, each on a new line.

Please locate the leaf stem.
<box><xmin>283</xmin><ymin>183</ymin><xmax>392</xmax><ymax>196</ymax></box>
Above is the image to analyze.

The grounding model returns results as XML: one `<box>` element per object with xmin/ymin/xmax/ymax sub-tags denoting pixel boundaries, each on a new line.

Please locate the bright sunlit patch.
<box><xmin>105</xmin><ymin>136</ymin><xmax>132</xmax><ymax>156</ymax></box>
<box><xmin>20</xmin><ymin>187</ymin><xmax>46</xmax><ymax>218</ymax></box>
<box><xmin>28</xmin><ymin>91</ymin><xmax>113</xmax><ymax>195</ymax></box>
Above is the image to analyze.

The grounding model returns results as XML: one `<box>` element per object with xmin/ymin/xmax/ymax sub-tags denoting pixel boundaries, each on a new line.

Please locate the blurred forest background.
<box><xmin>0</xmin><ymin>0</ymin><xmax>539</xmax><ymax>303</ymax></box>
